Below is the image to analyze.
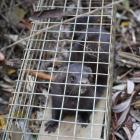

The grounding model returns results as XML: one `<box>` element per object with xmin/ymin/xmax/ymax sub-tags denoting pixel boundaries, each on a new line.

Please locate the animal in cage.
<box><xmin>45</xmin><ymin>17</ymin><xmax>110</xmax><ymax>133</ymax></box>
<box><xmin>45</xmin><ymin>63</ymin><xmax>94</xmax><ymax>133</ymax></box>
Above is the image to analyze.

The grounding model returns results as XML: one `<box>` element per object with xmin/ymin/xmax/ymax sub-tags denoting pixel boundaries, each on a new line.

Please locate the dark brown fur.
<box><xmin>70</xmin><ymin>28</ymin><xmax>110</xmax><ymax>85</ymax></box>
<box><xmin>45</xmin><ymin>64</ymin><xmax>96</xmax><ymax>133</ymax></box>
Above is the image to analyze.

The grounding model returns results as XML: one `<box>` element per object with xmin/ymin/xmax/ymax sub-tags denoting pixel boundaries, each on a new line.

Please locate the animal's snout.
<box><xmin>81</xmin><ymin>79</ymin><xmax>89</xmax><ymax>84</ymax></box>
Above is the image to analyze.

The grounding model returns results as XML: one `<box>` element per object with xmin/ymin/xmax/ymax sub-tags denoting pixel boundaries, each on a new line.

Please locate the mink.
<box><xmin>70</xmin><ymin>27</ymin><xmax>110</xmax><ymax>86</ymax></box>
<box><xmin>45</xmin><ymin>64</ymin><xmax>96</xmax><ymax>133</ymax></box>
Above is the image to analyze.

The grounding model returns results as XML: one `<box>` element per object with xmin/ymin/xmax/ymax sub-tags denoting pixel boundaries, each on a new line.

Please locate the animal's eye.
<box><xmin>71</xmin><ymin>75</ymin><xmax>76</xmax><ymax>81</ymax></box>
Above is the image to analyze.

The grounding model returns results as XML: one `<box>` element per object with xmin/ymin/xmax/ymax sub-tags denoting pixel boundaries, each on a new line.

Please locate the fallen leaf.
<box><xmin>3</xmin><ymin>75</ymin><xmax>15</xmax><ymax>84</ymax></box>
<box><xmin>54</xmin><ymin>62</ymin><xmax>60</xmax><ymax>66</ymax></box>
<box><xmin>116</xmin><ymin>12</ymin><xmax>128</xmax><ymax>20</ymax></box>
<box><xmin>0</xmin><ymin>115</ymin><xmax>6</xmax><ymax>130</ymax></box>
<box><xmin>121</xmin><ymin>21</ymin><xmax>130</xmax><ymax>26</ymax></box>
<box><xmin>118</xmin><ymin>106</ymin><xmax>130</xmax><ymax>126</ymax></box>
<box><xmin>0</xmin><ymin>98</ymin><xmax>9</xmax><ymax>104</ymax></box>
<box><xmin>133</xmin><ymin>123</ymin><xmax>140</xmax><ymax>131</ymax></box>
<box><xmin>8</xmin><ymin>70</ymin><xmax>16</xmax><ymax>75</ymax></box>
<box><xmin>0</xmin><ymin>52</ymin><xmax>4</xmax><ymax>61</ymax></box>
<box><xmin>19</xmin><ymin>17</ymin><xmax>31</xmax><ymax>30</ymax></box>
<box><xmin>129</xmin><ymin>77</ymin><xmax>140</xmax><ymax>82</ymax></box>
<box><xmin>131</xmin><ymin>101</ymin><xmax>140</xmax><ymax>107</ymax></box>
<box><xmin>123</xmin><ymin>127</ymin><xmax>132</xmax><ymax>140</ymax></box>
<box><xmin>9</xmin><ymin>7</ymin><xmax>28</xmax><ymax>24</ymax></box>
<box><xmin>0</xmin><ymin>83</ymin><xmax>15</xmax><ymax>88</ymax></box>
<box><xmin>112</xmin><ymin>91</ymin><xmax>134</xmax><ymax>113</ymax></box>
<box><xmin>4</xmin><ymin>34</ymin><xmax>26</xmax><ymax>46</ymax></box>
<box><xmin>130</xmin><ymin>108</ymin><xmax>140</xmax><ymax>121</ymax></box>
<box><xmin>112</xmin><ymin>84</ymin><xmax>126</xmax><ymax>91</ymax></box>
<box><xmin>112</xmin><ymin>97</ymin><xmax>131</xmax><ymax>113</ymax></box>
<box><xmin>122</xmin><ymin>0</ymin><xmax>130</xmax><ymax>8</ymax></box>
<box><xmin>127</xmin><ymin>80</ymin><xmax>134</xmax><ymax>94</ymax></box>
<box><xmin>2</xmin><ymin>88</ymin><xmax>14</xmax><ymax>93</ymax></box>
<box><xmin>131</xmin><ymin>126</ymin><xmax>140</xmax><ymax>140</ymax></box>
<box><xmin>112</xmin><ymin>91</ymin><xmax>122</xmax><ymax>105</ymax></box>
<box><xmin>114</xmin><ymin>131</ymin><xmax>125</xmax><ymax>140</ymax></box>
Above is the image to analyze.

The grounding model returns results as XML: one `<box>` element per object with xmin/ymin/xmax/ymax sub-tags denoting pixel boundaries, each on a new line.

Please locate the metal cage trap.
<box><xmin>2</xmin><ymin>0</ymin><xmax>116</xmax><ymax>140</ymax></box>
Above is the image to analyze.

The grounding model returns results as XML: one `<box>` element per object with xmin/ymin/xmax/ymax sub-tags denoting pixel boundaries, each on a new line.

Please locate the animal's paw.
<box><xmin>79</xmin><ymin>114</ymin><xmax>90</xmax><ymax>127</ymax></box>
<box><xmin>45</xmin><ymin>121</ymin><xmax>58</xmax><ymax>133</ymax></box>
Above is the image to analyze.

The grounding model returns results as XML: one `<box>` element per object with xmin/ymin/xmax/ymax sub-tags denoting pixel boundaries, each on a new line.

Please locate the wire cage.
<box><xmin>2</xmin><ymin>0</ymin><xmax>116</xmax><ymax>140</ymax></box>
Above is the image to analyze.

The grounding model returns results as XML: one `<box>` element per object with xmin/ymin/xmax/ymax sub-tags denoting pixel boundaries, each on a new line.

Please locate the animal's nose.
<box><xmin>81</xmin><ymin>79</ymin><xmax>89</xmax><ymax>84</ymax></box>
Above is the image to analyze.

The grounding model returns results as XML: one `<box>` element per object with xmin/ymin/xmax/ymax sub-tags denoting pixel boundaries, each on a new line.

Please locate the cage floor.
<box><xmin>39</xmin><ymin>88</ymin><xmax>106</xmax><ymax>140</ymax></box>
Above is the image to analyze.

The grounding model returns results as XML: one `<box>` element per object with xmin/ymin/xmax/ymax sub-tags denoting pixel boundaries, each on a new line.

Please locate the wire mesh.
<box><xmin>2</xmin><ymin>0</ymin><xmax>116</xmax><ymax>140</ymax></box>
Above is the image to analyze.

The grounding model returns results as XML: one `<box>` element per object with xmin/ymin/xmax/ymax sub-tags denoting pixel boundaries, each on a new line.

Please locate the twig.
<box><xmin>116</xmin><ymin>10</ymin><xmax>127</xmax><ymax>32</ymax></box>
<box><xmin>26</xmin><ymin>69</ymin><xmax>56</xmax><ymax>82</ymax></box>
<box><xmin>115</xmin><ymin>80</ymin><xmax>140</xmax><ymax>83</ymax></box>
<box><xmin>123</xmin><ymin>36</ymin><xmax>134</xmax><ymax>54</ymax></box>
<box><xmin>131</xmin><ymin>101</ymin><xmax>140</xmax><ymax>105</ymax></box>
<box><xmin>0</xmin><ymin>60</ymin><xmax>56</xmax><ymax>81</ymax></box>
<box><xmin>127</xmin><ymin>8</ymin><xmax>140</xmax><ymax>22</ymax></box>
<box><xmin>118</xmin><ymin>52</ymin><xmax>140</xmax><ymax>62</ymax></box>
<box><xmin>118</xmin><ymin>3</ymin><xmax>140</xmax><ymax>22</ymax></box>
<box><xmin>0</xmin><ymin>0</ymin><xmax>126</xmax><ymax>52</ymax></box>
<box><xmin>116</xmin><ymin>58</ymin><xmax>140</xmax><ymax>68</ymax></box>
<box><xmin>117</xmin><ymin>68</ymin><xmax>133</xmax><ymax>80</ymax></box>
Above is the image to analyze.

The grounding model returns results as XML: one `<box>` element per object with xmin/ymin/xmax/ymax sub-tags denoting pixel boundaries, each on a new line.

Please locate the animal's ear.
<box><xmin>86</xmin><ymin>67</ymin><xmax>93</xmax><ymax>83</ymax></box>
<box><xmin>86</xmin><ymin>67</ymin><xmax>92</xmax><ymax>73</ymax></box>
<box><xmin>61</xmin><ymin>67</ymin><xmax>68</xmax><ymax>72</ymax></box>
<box><xmin>57</xmin><ymin>66</ymin><xmax>68</xmax><ymax>82</ymax></box>
<box><xmin>88</xmin><ymin>74</ymin><xmax>93</xmax><ymax>83</ymax></box>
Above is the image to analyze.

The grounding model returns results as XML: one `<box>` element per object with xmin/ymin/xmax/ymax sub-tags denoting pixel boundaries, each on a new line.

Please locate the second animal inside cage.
<box><xmin>41</xmin><ymin>15</ymin><xmax>111</xmax><ymax>139</ymax></box>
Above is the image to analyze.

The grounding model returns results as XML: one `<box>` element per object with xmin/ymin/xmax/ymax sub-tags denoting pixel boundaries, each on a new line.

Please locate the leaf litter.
<box><xmin>0</xmin><ymin>0</ymin><xmax>140</xmax><ymax>139</ymax></box>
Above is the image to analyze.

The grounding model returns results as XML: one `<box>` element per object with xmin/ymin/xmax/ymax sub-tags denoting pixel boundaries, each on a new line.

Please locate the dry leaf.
<box><xmin>114</xmin><ymin>131</ymin><xmax>125</xmax><ymax>140</ymax></box>
<box><xmin>118</xmin><ymin>106</ymin><xmax>130</xmax><ymax>126</ymax></box>
<box><xmin>8</xmin><ymin>69</ymin><xmax>16</xmax><ymax>75</ymax></box>
<box><xmin>0</xmin><ymin>98</ymin><xmax>9</xmax><ymax>104</ymax></box>
<box><xmin>113</xmin><ymin>84</ymin><xmax>126</xmax><ymax>91</ymax></box>
<box><xmin>19</xmin><ymin>17</ymin><xmax>31</xmax><ymax>30</ymax></box>
<box><xmin>112</xmin><ymin>91</ymin><xmax>134</xmax><ymax>113</ymax></box>
<box><xmin>0</xmin><ymin>52</ymin><xmax>4</xmax><ymax>61</ymax></box>
<box><xmin>112</xmin><ymin>98</ymin><xmax>131</xmax><ymax>113</ymax></box>
<box><xmin>0</xmin><ymin>83</ymin><xmax>15</xmax><ymax>88</ymax></box>
<box><xmin>0</xmin><ymin>115</ymin><xmax>6</xmax><ymax>130</ymax></box>
<box><xmin>112</xmin><ymin>91</ymin><xmax>122</xmax><ymax>105</ymax></box>
<box><xmin>127</xmin><ymin>80</ymin><xmax>134</xmax><ymax>94</ymax></box>
<box><xmin>3</xmin><ymin>75</ymin><xmax>15</xmax><ymax>84</ymax></box>
<box><xmin>130</xmin><ymin>108</ymin><xmax>140</xmax><ymax>121</ymax></box>
<box><xmin>133</xmin><ymin>123</ymin><xmax>140</xmax><ymax>131</ymax></box>
<box><xmin>131</xmin><ymin>126</ymin><xmax>140</xmax><ymax>140</ymax></box>
<box><xmin>123</xmin><ymin>127</ymin><xmax>132</xmax><ymax>140</ymax></box>
<box><xmin>54</xmin><ymin>62</ymin><xmax>60</xmax><ymax>66</ymax></box>
<box><xmin>121</xmin><ymin>21</ymin><xmax>130</xmax><ymax>26</ymax></box>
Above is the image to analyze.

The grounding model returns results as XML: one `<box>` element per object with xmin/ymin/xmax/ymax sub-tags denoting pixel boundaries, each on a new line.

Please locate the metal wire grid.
<box><xmin>2</xmin><ymin>0</ymin><xmax>116</xmax><ymax>140</ymax></box>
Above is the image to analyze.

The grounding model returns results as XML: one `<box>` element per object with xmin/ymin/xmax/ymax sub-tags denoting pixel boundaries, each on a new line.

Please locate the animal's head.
<box><xmin>57</xmin><ymin>64</ymin><xmax>93</xmax><ymax>95</ymax></box>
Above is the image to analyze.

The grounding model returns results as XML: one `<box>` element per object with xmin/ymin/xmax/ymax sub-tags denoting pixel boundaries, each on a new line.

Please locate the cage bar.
<box><xmin>2</xmin><ymin>0</ymin><xmax>116</xmax><ymax>140</ymax></box>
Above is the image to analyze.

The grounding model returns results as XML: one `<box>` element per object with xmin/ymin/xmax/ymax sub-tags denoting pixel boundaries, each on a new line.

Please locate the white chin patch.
<box><xmin>80</xmin><ymin>89</ymin><xmax>87</xmax><ymax>94</ymax></box>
